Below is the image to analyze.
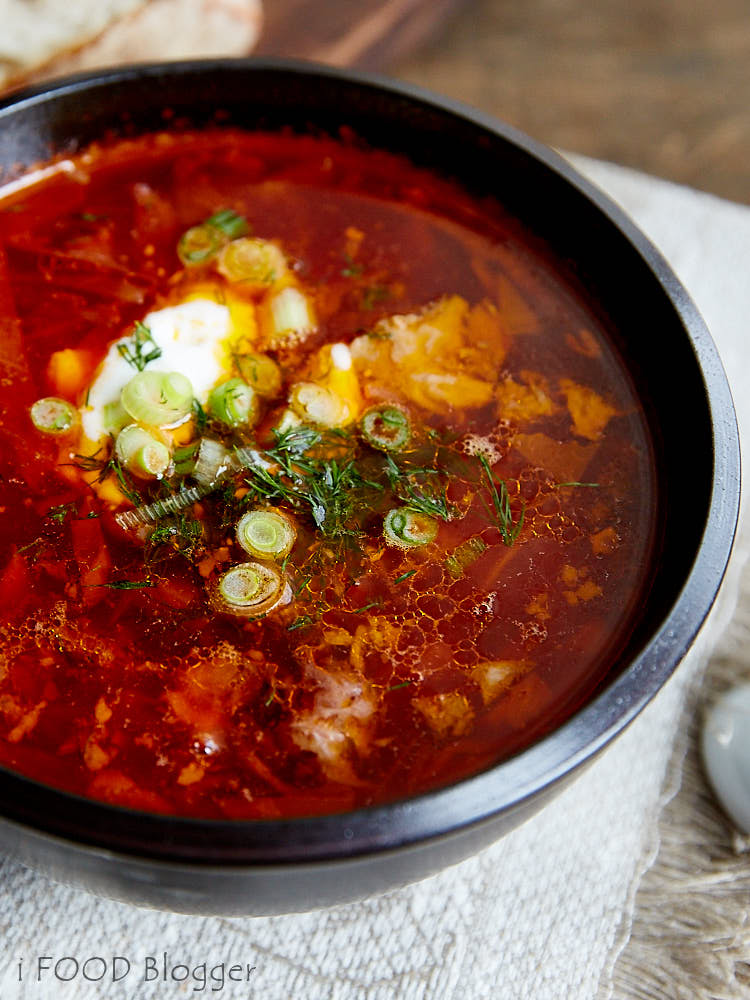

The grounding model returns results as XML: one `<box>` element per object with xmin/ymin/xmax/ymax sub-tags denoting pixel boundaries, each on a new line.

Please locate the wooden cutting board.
<box><xmin>254</xmin><ymin>0</ymin><xmax>470</xmax><ymax>69</ymax></box>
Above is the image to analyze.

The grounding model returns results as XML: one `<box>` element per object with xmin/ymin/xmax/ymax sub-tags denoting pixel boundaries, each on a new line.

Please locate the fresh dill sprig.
<box><xmin>479</xmin><ymin>455</ymin><xmax>524</xmax><ymax>546</ymax></box>
<box><xmin>72</xmin><ymin>446</ymin><xmax>142</xmax><ymax>505</ymax></box>
<box><xmin>353</xmin><ymin>598</ymin><xmax>383</xmax><ymax>614</ymax></box>
<box><xmin>555</xmin><ymin>481</ymin><xmax>600</xmax><ymax>488</ymax></box>
<box><xmin>384</xmin><ymin>454</ymin><xmax>456</xmax><ymax>522</ymax></box>
<box><xmin>146</xmin><ymin>515</ymin><xmax>203</xmax><ymax>563</ymax></box>
<box><xmin>117</xmin><ymin>321</ymin><xmax>162</xmax><ymax>372</ymax></box>
<box><xmin>386</xmin><ymin>680</ymin><xmax>413</xmax><ymax>692</ymax></box>
<box><xmin>110</xmin><ymin>458</ymin><xmax>142</xmax><ymax>506</ymax></box>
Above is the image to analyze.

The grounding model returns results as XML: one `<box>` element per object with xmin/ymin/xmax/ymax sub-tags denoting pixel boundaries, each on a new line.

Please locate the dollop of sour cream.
<box><xmin>80</xmin><ymin>299</ymin><xmax>232</xmax><ymax>442</ymax></box>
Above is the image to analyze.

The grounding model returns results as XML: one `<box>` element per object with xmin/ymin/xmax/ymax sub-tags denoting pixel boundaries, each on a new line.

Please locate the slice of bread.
<box><xmin>0</xmin><ymin>0</ymin><xmax>263</xmax><ymax>93</ymax></box>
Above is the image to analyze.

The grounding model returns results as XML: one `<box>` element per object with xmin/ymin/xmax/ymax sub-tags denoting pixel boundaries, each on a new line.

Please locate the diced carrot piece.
<box><xmin>46</xmin><ymin>348</ymin><xmax>95</xmax><ymax>398</ymax></box>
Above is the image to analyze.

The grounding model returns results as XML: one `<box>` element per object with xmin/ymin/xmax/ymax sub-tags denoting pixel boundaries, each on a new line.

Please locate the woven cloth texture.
<box><xmin>0</xmin><ymin>156</ymin><xmax>748</xmax><ymax>1000</ymax></box>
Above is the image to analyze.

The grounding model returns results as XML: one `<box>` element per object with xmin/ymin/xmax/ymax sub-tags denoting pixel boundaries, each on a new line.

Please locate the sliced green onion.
<box><xmin>269</xmin><ymin>287</ymin><xmax>315</xmax><ymax>339</ymax></box>
<box><xmin>102</xmin><ymin>398</ymin><xmax>130</xmax><ymax>435</ymax></box>
<box><xmin>115</xmin><ymin>484</ymin><xmax>209</xmax><ymax>530</ymax></box>
<box><xmin>208</xmin><ymin>377</ymin><xmax>259</xmax><ymax>427</ymax></box>
<box><xmin>204</xmin><ymin>209</ymin><xmax>249</xmax><ymax>240</ymax></box>
<box><xmin>289</xmin><ymin>382</ymin><xmax>348</xmax><ymax>427</ymax></box>
<box><xmin>192</xmin><ymin>438</ymin><xmax>271</xmax><ymax>487</ymax></box>
<box><xmin>236</xmin><ymin>509</ymin><xmax>296</xmax><ymax>561</ymax></box>
<box><xmin>115</xmin><ymin>425</ymin><xmax>171</xmax><ymax>480</ymax></box>
<box><xmin>121</xmin><ymin>370</ymin><xmax>194</xmax><ymax>427</ymax></box>
<box><xmin>360</xmin><ymin>404</ymin><xmax>411</xmax><ymax>452</ymax></box>
<box><xmin>217</xmin><ymin>237</ymin><xmax>286</xmax><ymax>289</ymax></box>
<box><xmin>177</xmin><ymin>224</ymin><xmax>225</xmax><ymax>267</ymax></box>
<box><xmin>30</xmin><ymin>397</ymin><xmax>77</xmax><ymax>435</ymax></box>
<box><xmin>445</xmin><ymin>536</ymin><xmax>488</xmax><ymax>578</ymax></box>
<box><xmin>212</xmin><ymin>561</ymin><xmax>291</xmax><ymax>619</ymax></box>
<box><xmin>193</xmin><ymin>438</ymin><xmax>233</xmax><ymax>487</ymax></box>
<box><xmin>383</xmin><ymin>507</ymin><xmax>438</xmax><ymax>549</ymax></box>
<box><xmin>234</xmin><ymin>352</ymin><xmax>282</xmax><ymax>398</ymax></box>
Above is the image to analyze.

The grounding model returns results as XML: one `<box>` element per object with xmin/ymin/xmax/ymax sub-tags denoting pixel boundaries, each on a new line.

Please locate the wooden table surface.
<box><xmin>388</xmin><ymin>0</ymin><xmax>750</xmax><ymax>205</ymax></box>
<box><xmin>261</xmin><ymin>0</ymin><xmax>750</xmax><ymax>205</ymax></box>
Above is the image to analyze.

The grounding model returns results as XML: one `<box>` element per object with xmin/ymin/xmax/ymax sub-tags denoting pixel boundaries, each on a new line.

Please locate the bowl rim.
<box><xmin>0</xmin><ymin>56</ymin><xmax>740</xmax><ymax>865</ymax></box>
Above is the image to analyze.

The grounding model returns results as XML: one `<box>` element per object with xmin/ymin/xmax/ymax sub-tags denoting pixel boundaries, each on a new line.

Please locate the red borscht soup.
<box><xmin>0</xmin><ymin>130</ymin><xmax>656</xmax><ymax>818</ymax></box>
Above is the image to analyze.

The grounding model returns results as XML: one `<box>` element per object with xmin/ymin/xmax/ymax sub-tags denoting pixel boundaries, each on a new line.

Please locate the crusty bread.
<box><xmin>0</xmin><ymin>0</ymin><xmax>263</xmax><ymax>93</ymax></box>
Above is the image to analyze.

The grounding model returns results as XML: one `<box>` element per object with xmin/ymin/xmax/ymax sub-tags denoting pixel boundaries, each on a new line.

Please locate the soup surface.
<box><xmin>0</xmin><ymin>130</ymin><xmax>656</xmax><ymax>818</ymax></box>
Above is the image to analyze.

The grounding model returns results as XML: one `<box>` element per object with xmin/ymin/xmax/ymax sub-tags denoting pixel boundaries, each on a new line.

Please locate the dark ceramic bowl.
<box><xmin>0</xmin><ymin>60</ymin><xmax>739</xmax><ymax>915</ymax></box>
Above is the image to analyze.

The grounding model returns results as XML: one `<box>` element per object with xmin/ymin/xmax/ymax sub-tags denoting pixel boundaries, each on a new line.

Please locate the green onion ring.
<box><xmin>236</xmin><ymin>509</ymin><xmax>296</xmax><ymax>561</ymax></box>
<box><xmin>383</xmin><ymin>507</ymin><xmax>438</xmax><ymax>549</ymax></box>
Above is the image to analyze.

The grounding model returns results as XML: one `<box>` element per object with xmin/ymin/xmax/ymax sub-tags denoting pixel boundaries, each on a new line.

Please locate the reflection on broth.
<box><xmin>0</xmin><ymin>131</ymin><xmax>656</xmax><ymax>818</ymax></box>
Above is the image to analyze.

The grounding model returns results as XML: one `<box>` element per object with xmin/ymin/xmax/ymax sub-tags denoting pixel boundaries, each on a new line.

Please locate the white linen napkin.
<box><xmin>0</xmin><ymin>156</ymin><xmax>748</xmax><ymax>1000</ymax></box>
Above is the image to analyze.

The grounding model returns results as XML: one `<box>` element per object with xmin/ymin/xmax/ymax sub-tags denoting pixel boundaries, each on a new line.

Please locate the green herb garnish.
<box><xmin>480</xmin><ymin>455</ymin><xmax>524</xmax><ymax>546</ymax></box>
<box><xmin>204</xmin><ymin>209</ymin><xmax>249</xmax><ymax>239</ymax></box>
<box><xmin>445</xmin><ymin>536</ymin><xmax>487</xmax><ymax>578</ymax></box>
<box><xmin>117</xmin><ymin>321</ymin><xmax>162</xmax><ymax>372</ymax></box>
<box><xmin>192</xmin><ymin>399</ymin><xmax>208</xmax><ymax>434</ymax></box>
<box><xmin>353</xmin><ymin>598</ymin><xmax>384</xmax><ymax>614</ymax></box>
<box><xmin>393</xmin><ymin>569</ymin><xmax>416</xmax><ymax>585</ymax></box>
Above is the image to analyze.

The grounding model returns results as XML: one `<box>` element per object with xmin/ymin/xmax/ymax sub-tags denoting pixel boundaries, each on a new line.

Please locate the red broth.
<box><xmin>0</xmin><ymin>131</ymin><xmax>657</xmax><ymax>818</ymax></box>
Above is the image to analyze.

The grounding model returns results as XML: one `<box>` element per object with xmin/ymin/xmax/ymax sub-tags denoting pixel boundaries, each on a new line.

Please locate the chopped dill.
<box><xmin>99</xmin><ymin>579</ymin><xmax>155</xmax><ymax>590</ymax></box>
<box><xmin>385</xmin><ymin>454</ymin><xmax>456</xmax><ymax>522</ymax></box>
<box><xmin>146</xmin><ymin>515</ymin><xmax>203</xmax><ymax>563</ymax></box>
<box><xmin>72</xmin><ymin>446</ymin><xmax>142</xmax><ymax>505</ymax></box>
<box><xmin>353</xmin><ymin>598</ymin><xmax>383</xmax><ymax>614</ymax></box>
<box><xmin>387</xmin><ymin>680</ymin><xmax>413</xmax><ymax>692</ymax></box>
<box><xmin>117</xmin><ymin>321</ymin><xmax>162</xmax><ymax>372</ymax></box>
<box><xmin>393</xmin><ymin>569</ymin><xmax>416</xmax><ymax>585</ymax></box>
<box><xmin>111</xmin><ymin>458</ymin><xmax>143</xmax><ymax>506</ymax></box>
<box><xmin>479</xmin><ymin>455</ymin><xmax>524</xmax><ymax>546</ymax></box>
<box><xmin>556</xmin><ymin>481</ymin><xmax>600</xmax><ymax>488</ymax></box>
<box><xmin>293</xmin><ymin>574</ymin><xmax>312</xmax><ymax>597</ymax></box>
